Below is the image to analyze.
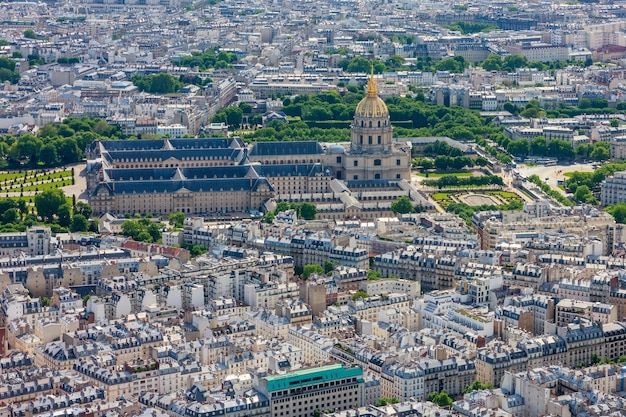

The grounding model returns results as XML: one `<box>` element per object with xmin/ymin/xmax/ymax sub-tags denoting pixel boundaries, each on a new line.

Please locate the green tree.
<box><xmin>23</xmin><ymin>29</ymin><xmax>38</xmax><ymax>39</ymax></box>
<box><xmin>132</xmin><ymin>73</ymin><xmax>182</xmax><ymax>94</ymax></box>
<box><xmin>611</xmin><ymin>118</ymin><xmax>619</xmax><ymax>128</ymax></box>
<box><xmin>0</xmin><ymin>67</ymin><xmax>19</xmax><ymax>83</ymax></box>
<box><xmin>590</xmin><ymin>144</ymin><xmax>610</xmax><ymax>161</ymax></box>
<box><xmin>427</xmin><ymin>390</ymin><xmax>453</xmax><ymax>407</ymax></box>
<box><xmin>70</xmin><ymin>214</ymin><xmax>89</xmax><ymax>232</ymax></box>
<box><xmin>574</xmin><ymin>185</ymin><xmax>594</xmax><ymax>203</ymax></box>
<box><xmin>530</xmin><ymin>136</ymin><xmax>547</xmax><ymax>156</ymax></box>
<box><xmin>275</xmin><ymin>202</ymin><xmax>291</xmax><ymax>213</ymax></box>
<box><xmin>503</xmin><ymin>54</ymin><xmax>528</xmax><ymax>71</ymax></box>
<box><xmin>150</xmin><ymin>73</ymin><xmax>182</xmax><ymax>94</ymax></box>
<box><xmin>324</xmin><ymin>260</ymin><xmax>338</xmax><ymax>274</ymax></box>
<box><xmin>39</xmin><ymin>144</ymin><xmax>59</xmax><ymax>167</ymax></box>
<box><xmin>606</xmin><ymin>203</ymin><xmax>626</xmax><ymax>224</ymax></box>
<box><xmin>1</xmin><ymin>208</ymin><xmax>19</xmax><ymax>224</ymax></box>
<box><xmin>137</xmin><ymin>230</ymin><xmax>153</xmax><ymax>242</ymax></box>
<box><xmin>578</xmin><ymin>98</ymin><xmax>592</xmax><ymax>109</ymax></box>
<box><xmin>38</xmin><ymin>123</ymin><xmax>58</xmax><ymax>138</ymax></box>
<box><xmin>74</xmin><ymin>201</ymin><xmax>93</xmax><ymax>218</ymax></box>
<box><xmin>391</xmin><ymin>196</ymin><xmax>415</xmax><ymax>214</ymax></box>
<box><xmin>302</xmin><ymin>264</ymin><xmax>324</xmax><ymax>280</ymax></box>
<box><xmin>351</xmin><ymin>290</ymin><xmax>368</xmax><ymax>301</ymax></box>
<box><xmin>464</xmin><ymin>380</ymin><xmax>493</xmax><ymax>394</ymax></box>
<box><xmin>54</xmin><ymin>137</ymin><xmax>81</xmax><ymax>164</ymax></box>
<box><xmin>57</xmin><ymin>124</ymin><xmax>75</xmax><ymax>138</ymax></box>
<box><xmin>57</xmin><ymin>204</ymin><xmax>72</xmax><ymax>227</ymax></box>
<box><xmin>187</xmin><ymin>244</ymin><xmax>207</xmax><ymax>257</ymax></box>
<box><xmin>121</xmin><ymin>220</ymin><xmax>141</xmax><ymax>239</ymax></box>
<box><xmin>147</xmin><ymin>223</ymin><xmax>162</xmax><ymax>242</ymax></box>
<box><xmin>299</xmin><ymin>202</ymin><xmax>317</xmax><ymax>220</ymax></box>
<box><xmin>34</xmin><ymin>189</ymin><xmax>66</xmax><ymax>223</ymax></box>
<box><xmin>9</xmin><ymin>134</ymin><xmax>43</xmax><ymax>164</ymax></box>
<box><xmin>0</xmin><ymin>56</ymin><xmax>17</xmax><ymax>72</ymax></box>
<box><xmin>212</xmin><ymin>106</ymin><xmax>244</xmax><ymax>128</ymax></box>
<box><xmin>168</xmin><ymin>211</ymin><xmax>185</xmax><ymax>228</ymax></box>
<box><xmin>367</xmin><ymin>270</ymin><xmax>382</xmax><ymax>280</ymax></box>
<box><xmin>503</xmin><ymin>102</ymin><xmax>517</xmax><ymax>114</ymax></box>
<box><xmin>238</xmin><ymin>102</ymin><xmax>253</xmax><ymax>114</ymax></box>
<box><xmin>224</xmin><ymin>106</ymin><xmax>243</xmax><ymax>127</ymax></box>
<box><xmin>41</xmin><ymin>296</ymin><xmax>50</xmax><ymax>307</ymax></box>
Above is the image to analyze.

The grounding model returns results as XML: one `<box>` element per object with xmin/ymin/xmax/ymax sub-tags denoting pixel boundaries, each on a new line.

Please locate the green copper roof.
<box><xmin>264</xmin><ymin>364</ymin><xmax>363</xmax><ymax>392</ymax></box>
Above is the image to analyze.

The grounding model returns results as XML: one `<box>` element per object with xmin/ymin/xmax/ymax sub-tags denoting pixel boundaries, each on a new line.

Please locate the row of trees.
<box><xmin>444</xmin><ymin>21</ymin><xmax>498</xmax><ymax>34</ymax></box>
<box><xmin>333</xmin><ymin>52</ymin><xmax>582</xmax><ymax>76</ymax></box>
<box><xmin>0</xmin><ymin>189</ymin><xmax>96</xmax><ymax>234</ymax></box>
<box><xmin>414</xmin><ymin>155</ymin><xmax>488</xmax><ymax>171</ymax></box>
<box><xmin>424</xmin><ymin>174</ymin><xmax>504</xmax><ymax>188</ymax></box>
<box><xmin>528</xmin><ymin>174</ymin><xmax>574</xmax><ymax>206</ymax></box>
<box><xmin>245</xmin><ymin>92</ymin><xmax>494</xmax><ymax>144</ymax></box>
<box><xmin>34</xmin><ymin>189</ymin><xmax>95</xmax><ymax>232</ymax></box>
<box><xmin>491</xmin><ymin>129</ymin><xmax>609</xmax><ymax>162</ymax></box>
<box><xmin>3</xmin><ymin>116</ymin><xmax>118</xmax><ymax>168</ymax></box>
<box><xmin>421</xmin><ymin>140</ymin><xmax>466</xmax><ymax>158</ymax></box>
<box><xmin>245</xmin><ymin>120</ymin><xmax>351</xmax><ymax>143</ymax></box>
<box><xmin>172</xmin><ymin>47</ymin><xmax>238</xmax><ymax>71</ymax></box>
<box><xmin>281</xmin><ymin>89</ymin><xmax>364</xmax><ymax>121</ymax></box>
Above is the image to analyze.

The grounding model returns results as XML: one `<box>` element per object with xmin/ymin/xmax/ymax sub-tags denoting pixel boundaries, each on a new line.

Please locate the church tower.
<box><xmin>350</xmin><ymin>70</ymin><xmax>393</xmax><ymax>154</ymax></box>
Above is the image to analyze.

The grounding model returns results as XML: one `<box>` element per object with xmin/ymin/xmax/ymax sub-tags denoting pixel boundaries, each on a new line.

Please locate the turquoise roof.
<box><xmin>264</xmin><ymin>364</ymin><xmax>363</xmax><ymax>392</ymax></box>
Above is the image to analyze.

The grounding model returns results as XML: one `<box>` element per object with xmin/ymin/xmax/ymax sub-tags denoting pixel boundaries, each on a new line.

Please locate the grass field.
<box><xmin>486</xmin><ymin>191</ymin><xmax>519</xmax><ymax>199</ymax></box>
<box><xmin>419</xmin><ymin>171</ymin><xmax>473</xmax><ymax>178</ymax></box>
<box><xmin>432</xmin><ymin>193</ymin><xmax>451</xmax><ymax>201</ymax></box>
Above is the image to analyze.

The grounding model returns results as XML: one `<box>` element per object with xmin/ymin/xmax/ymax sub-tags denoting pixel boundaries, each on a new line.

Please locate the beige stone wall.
<box><xmin>92</xmin><ymin>188</ymin><xmax>267</xmax><ymax>216</ymax></box>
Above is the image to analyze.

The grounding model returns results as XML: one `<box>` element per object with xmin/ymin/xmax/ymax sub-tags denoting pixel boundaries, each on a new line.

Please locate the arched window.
<box><xmin>374</xmin><ymin>159</ymin><xmax>382</xmax><ymax>166</ymax></box>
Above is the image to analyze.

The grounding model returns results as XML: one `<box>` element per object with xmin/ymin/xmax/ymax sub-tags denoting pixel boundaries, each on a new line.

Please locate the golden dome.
<box><xmin>354</xmin><ymin>74</ymin><xmax>389</xmax><ymax>118</ymax></box>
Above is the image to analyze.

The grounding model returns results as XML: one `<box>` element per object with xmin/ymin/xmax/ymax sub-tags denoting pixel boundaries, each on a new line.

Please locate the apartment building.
<box><xmin>601</xmin><ymin>170</ymin><xmax>626</xmax><ymax>206</ymax></box>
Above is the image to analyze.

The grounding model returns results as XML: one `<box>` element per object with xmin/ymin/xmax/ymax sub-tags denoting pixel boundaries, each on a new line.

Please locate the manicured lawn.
<box><xmin>432</xmin><ymin>193</ymin><xmax>453</xmax><ymax>201</ymax></box>
<box><xmin>0</xmin><ymin>169</ymin><xmax>72</xmax><ymax>193</ymax></box>
<box><xmin>0</xmin><ymin>172</ymin><xmax>30</xmax><ymax>181</ymax></box>
<box><xmin>486</xmin><ymin>191</ymin><xmax>519</xmax><ymax>199</ymax></box>
<box><xmin>16</xmin><ymin>181</ymin><xmax>71</xmax><ymax>192</ymax></box>
<box><xmin>421</xmin><ymin>171</ymin><xmax>473</xmax><ymax>178</ymax></box>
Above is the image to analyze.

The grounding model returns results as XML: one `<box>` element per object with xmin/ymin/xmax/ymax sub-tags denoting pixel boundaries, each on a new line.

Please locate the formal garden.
<box><xmin>0</xmin><ymin>168</ymin><xmax>74</xmax><ymax>196</ymax></box>
<box><xmin>430</xmin><ymin>190</ymin><xmax>524</xmax><ymax>227</ymax></box>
